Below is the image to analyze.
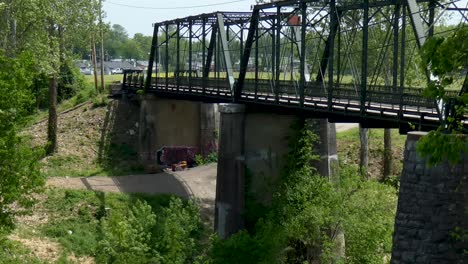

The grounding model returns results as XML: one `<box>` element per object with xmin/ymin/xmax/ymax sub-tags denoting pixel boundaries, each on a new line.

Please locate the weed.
<box><xmin>39</xmin><ymin>188</ymin><xmax>195</xmax><ymax>260</ymax></box>
<box><xmin>0</xmin><ymin>239</ymin><xmax>46</xmax><ymax>264</ymax></box>
<box><xmin>194</xmin><ymin>152</ymin><xmax>218</xmax><ymax>166</ymax></box>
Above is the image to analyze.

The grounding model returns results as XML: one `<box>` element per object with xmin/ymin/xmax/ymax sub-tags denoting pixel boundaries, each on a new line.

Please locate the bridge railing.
<box><xmin>124</xmin><ymin>72</ymin><xmax>453</xmax><ymax>113</ymax></box>
<box><xmin>122</xmin><ymin>70</ymin><xmax>145</xmax><ymax>91</ymax></box>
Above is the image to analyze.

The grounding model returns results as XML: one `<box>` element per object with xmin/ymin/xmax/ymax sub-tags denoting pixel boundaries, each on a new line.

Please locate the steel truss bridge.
<box><xmin>122</xmin><ymin>0</ymin><xmax>468</xmax><ymax>133</ymax></box>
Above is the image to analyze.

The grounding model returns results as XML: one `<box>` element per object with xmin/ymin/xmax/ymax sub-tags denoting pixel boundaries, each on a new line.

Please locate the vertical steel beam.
<box><xmin>165</xmin><ymin>25</ymin><xmax>169</xmax><ymax>90</ymax></box>
<box><xmin>254</xmin><ymin>20</ymin><xmax>259</xmax><ymax>101</ymax></box>
<box><xmin>236</xmin><ymin>9</ymin><xmax>259</xmax><ymax>102</ymax></box>
<box><xmin>361</xmin><ymin>0</ymin><xmax>369</xmax><ymax>115</ymax></box>
<box><xmin>337</xmin><ymin>16</ymin><xmax>341</xmax><ymax>85</ymax></box>
<box><xmin>275</xmin><ymin>6</ymin><xmax>281</xmax><ymax>103</ymax></box>
<box><xmin>240</xmin><ymin>26</ymin><xmax>244</xmax><ymax>66</ymax></box>
<box><xmin>202</xmin><ymin>19</ymin><xmax>207</xmax><ymax>93</ymax></box>
<box><xmin>145</xmin><ymin>24</ymin><xmax>158</xmax><ymax>92</ymax></box>
<box><xmin>176</xmin><ymin>22</ymin><xmax>180</xmax><ymax>91</ymax></box>
<box><xmin>271</xmin><ymin>18</ymin><xmax>276</xmax><ymax>85</ymax></box>
<box><xmin>204</xmin><ymin>24</ymin><xmax>218</xmax><ymax>78</ymax></box>
<box><xmin>328</xmin><ymin>1</ymin><xmax>337</xmax><ymax>111</ymax></box>
<box><xmin>299</xmin><ymin>2</ymin><xmax>307</xmax><ymax>107</ymax></box>
<box><xmin>189</xmin><ymin>21</ymin><xmax>193</xmax><ymax>92</ymax></box>
<box><xmin>399</xmin><ymin>5</ymin><xmax>406</xmax><ymax>116</ymax></box>
<box><xmin>393</xmin><ymin>4</ymin><xmax>401</xmax><ymax>93</ymax></box>
<box><xmin>217</xmin><ymin>13</ymin><xmax>236</xmax><ymax>96</ymax></box>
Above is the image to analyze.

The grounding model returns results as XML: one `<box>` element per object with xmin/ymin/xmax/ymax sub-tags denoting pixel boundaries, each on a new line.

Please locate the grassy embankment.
<box><xmin>22</xmin><ymin>73</ymin><xmax>143</xmax><ymax>178</ymax></box>
<box><xmin>337</xmin><ymin>127</ymin><xmax>406</xmax><ymax>180</ymax></box>
<box><xmin>2</xmin><ymin>188</ymin><xmax>181</xmax><ymax>264</ymax></box>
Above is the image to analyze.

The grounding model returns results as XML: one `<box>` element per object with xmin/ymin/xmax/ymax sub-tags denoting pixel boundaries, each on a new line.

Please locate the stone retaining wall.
<box><xmin>391</xmin><ymin>132</ymin><xmax>468</xmax><ymax>263</ymax></box>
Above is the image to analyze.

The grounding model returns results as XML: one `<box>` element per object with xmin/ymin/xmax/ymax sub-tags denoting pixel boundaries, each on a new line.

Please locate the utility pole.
<box><xmin>99</xmin><ymin>0</ymin><xmax>105</xmax><ymax>92</ymax></box>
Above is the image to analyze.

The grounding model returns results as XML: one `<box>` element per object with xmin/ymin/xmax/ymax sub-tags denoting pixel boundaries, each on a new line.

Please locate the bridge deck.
<box><xmin>122</xmin><ymin>73</ymin><xmax>465</xmax><ymax>132</ymax></box>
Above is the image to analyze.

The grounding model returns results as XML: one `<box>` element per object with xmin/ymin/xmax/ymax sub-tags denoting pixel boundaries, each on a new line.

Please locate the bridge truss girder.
<box><xmin>136</xmin><ymin>0</ymin><xmax>467</xmax><ymax>132</ymax></box>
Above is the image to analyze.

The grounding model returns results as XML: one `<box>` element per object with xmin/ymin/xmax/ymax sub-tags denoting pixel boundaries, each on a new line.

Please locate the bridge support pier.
<box><xmin>391</xmin><ymin>132</ymin><xmax>468</xmax><ymax>263</ymax></box>
<box><xmin>215</xmin><ymin>104</ymin><xmax>246</xmax><ymax>238</ymax></box>
<box><xmin>138</xmin><ymin>94</ymin><xmax>219</xmax><ymax>170</ymax></box>
<box><xmin>215</xmin><ymin>104</ymin><xmax>341</xmax><ymax>240</ymax></box>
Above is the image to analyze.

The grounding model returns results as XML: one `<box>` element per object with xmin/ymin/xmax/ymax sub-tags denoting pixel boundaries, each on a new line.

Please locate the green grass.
<box><xmin>0</xmin><ymin>239</ymin><xmax>47</xmax><ymax>264</ymax></box>
<box><xmin>22</xmin><ymin>84</ymin><xmax>99</xmax><ymax>127</ymax></box>
<box><xmin>83</xmin><ymin>75</ymin><xmax>123</xmax><ymax>85</ymax></box>
<box><xmin>41</xmin><ymin>155</ymin><xmax>106</xmax><ymax>178</ymax></box>
<box><xmin>337</xmin><ymin>127</ymin><xmax>406</xmax><ymax>179</ymax></box>
<box><xmin>40</xmin><ymin>188</ymin><xmax>176</xmax><ymax>258</ymax></box>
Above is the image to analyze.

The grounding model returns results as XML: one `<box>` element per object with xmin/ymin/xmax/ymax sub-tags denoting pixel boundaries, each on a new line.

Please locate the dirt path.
<box><xmin>45</xmin><ymin>122</ymin><xmax>355</xmax><ymax>226</ymax></box>
<box><xmin>47</xmin><ymin>163</ymin><xmax>217</xmax><ymax>223</ymax></box>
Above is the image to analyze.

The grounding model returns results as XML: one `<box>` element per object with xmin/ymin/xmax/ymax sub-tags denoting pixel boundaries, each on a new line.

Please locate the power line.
<box><xmin>106</xmin><ymin>0</ymin><xmax>251</xmax><ymax>10</ymax></box>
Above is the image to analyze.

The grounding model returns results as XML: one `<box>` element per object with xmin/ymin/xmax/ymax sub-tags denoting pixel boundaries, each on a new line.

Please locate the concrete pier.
<box><xmin>214</xmin><ymin>104</ymin><xmax>340</xmax><ymax>238</ymax></box>
<box><xmin>215</xmin><ymin>104</ymin><xmax>246</xmax><ymax>238</ymax></box>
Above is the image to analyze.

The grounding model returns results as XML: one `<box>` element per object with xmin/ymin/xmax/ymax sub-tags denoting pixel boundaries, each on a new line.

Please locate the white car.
<box><xmin>111</xmin><ymin>68</ymin><xmax>123</xmax><ymax>74</ymax></box>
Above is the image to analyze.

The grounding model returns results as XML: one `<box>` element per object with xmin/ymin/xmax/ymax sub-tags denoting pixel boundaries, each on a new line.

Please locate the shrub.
<box><xmin>97</xmin><ymin>197</ymin><xmax>205</xmax><ymax>264</ymax></box>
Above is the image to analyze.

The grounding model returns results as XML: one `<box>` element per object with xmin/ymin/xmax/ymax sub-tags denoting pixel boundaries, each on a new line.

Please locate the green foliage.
<box><xmin>92</xmin><ymin>93</ymin><xmax>109</xmax><ymax>108</ymax></box>
<box><xmin>195</xmin><ymin>152</ymin><xmax>218</xmax><ymax>166</ymax></box>
<box><xmin>152</xmin><ymin>198</ymin><xmax>204</xmax><ymax>263</ymax></box>
<box><xmin>417</xmin><ymin>129</ymin><xmax>467</xmax><ymax>165</ymax></box>
<box><xmin>0</xmin><ymin>238</ymin><xmax>46</xmax><ymax>264</ymax></box>
<box><xmin>418</xmin><ymin>26</ymin><xmax>468</xmax><ymax>165</ymax></box>
<box><xmin>103</xmin><ymin>25</ymin><xmax>153</xmax><ymax>60</ymax></box>
<box><xmin>97</xmin><ymin>197</ymin><xmax>204</xmax><ymax>264</ymax></box>
<box><xmin>0</xmin><ymin>52</ymin><xmax>44</xmax><ymax>231</ymax></box>
<box><xmin>209</xmin><ymin>119</ymin><xmax>397</xmax><ymax>263</ymax></box>
<box><xmin>97</xmin><ymin>200</ymin><xmax>157</xmax><ymax>263</ymax></box>
<box><xmin>40</xmin><ymin>189</ymin><xmax>205</xmax><ymax>262</ymax></box>
<box><xmin>340</xmin><ymin>166</ymin><xmax>397</xmax><ymax>263</ymax></box>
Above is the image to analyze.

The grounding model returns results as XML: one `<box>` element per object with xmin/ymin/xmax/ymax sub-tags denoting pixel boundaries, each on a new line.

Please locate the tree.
<box><xmin>417</xmin><ymin>26</ymin><xmax>468</xmax><ymax>164</ymax></box>
<box><xmin>0</xmin><ymin>53</ymin><xmax>44</xmax><ymax>232</ymax></box>
<box><xmin>359</xmin><ymin>125</ymin><xmax>369</xmax><ymax>177</ymax></box>
<box><xmin>383</xmin><ymin>128</ymin><xmax>392</xmax><ymax>180</ymax></box>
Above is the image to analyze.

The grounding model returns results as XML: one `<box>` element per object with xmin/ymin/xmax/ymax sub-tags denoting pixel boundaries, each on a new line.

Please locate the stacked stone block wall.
<box><xmin>391</xmin><ymin>132</ymin><xmax>468</xmax><ymax>263</ymax></box>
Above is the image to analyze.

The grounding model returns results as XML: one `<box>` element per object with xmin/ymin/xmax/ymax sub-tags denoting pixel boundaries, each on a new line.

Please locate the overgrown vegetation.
<box><xmin>0</xmin><ymin>53</ymin><xmax>45</xmax><ymax>234</ymax></box>
<box><xmin>210</xmin><ymin>119</ymin><xmax>397</xmax><ymax>263</ymax></box>
<box><xmin>194</xmin><ymin>152</ymin><xmax>218</xmax><ymax>166</ymax></box>
<box><xmin>337</xmin><ymin>127</ymin><xmax>406</xmax><ymax>181</ymax></box>
<box><xmin>418</xmin><ymin>26</ymin><xmax>468</xmax><ymax>165</ymax></box>
<box><xmin>27</xmin><ymin>188</ymin><xmax>206</xmax><ymax>263</ymax></box>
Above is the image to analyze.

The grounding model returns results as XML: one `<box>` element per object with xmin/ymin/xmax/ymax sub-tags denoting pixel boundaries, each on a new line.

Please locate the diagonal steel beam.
<box><xmin>203</xmin><ymin>24</ymin><xmax>218</xmax><ymax>78</ymax></box>
<box><xmin>406</xmin><ymin>0</ymin><xmax>426</xmax><ymax>48</ymax></box>
<box><xmin>145</xmin><ymin>25</ymin><xmax>158</xmax><ymax>92</ymax></box>
<box><xmin>235</xmin><ymin>9</ymin><xmax>260</xmax><ymax>102</ymax></box>
<box><xmin>217</xmin><ymin>13</ymin><xmax>236</xmax><ymax>97</ymax></box>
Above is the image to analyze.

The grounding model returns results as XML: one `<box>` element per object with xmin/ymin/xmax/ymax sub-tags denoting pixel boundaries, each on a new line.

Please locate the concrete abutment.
<box><xmin>391</xmin><ymin>132</ymin><xmax>468</xmax><ymax>264</ymax></box>
<box><xmin>138</xmin><ymin>95</ymin><xmax>219</xmax><ymax>170</ymax></box>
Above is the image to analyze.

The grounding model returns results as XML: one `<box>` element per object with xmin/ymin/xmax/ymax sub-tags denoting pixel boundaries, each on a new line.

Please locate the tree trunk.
<box><xmin>99</xmin><ymin>0</ymin><xmax>105</xmax><ymax>91</ymax></box>
<box><xmin>47</xmin><ymin>74</ymin><xmax>58</xmax><ymax>154</ymax></box>
<box><xmin>359</xmin><ymin>125</ymin><xmax>369</xmax><ymax>178</ymax></box>
<box><xmin>383</xmin><ymin>128</ymin><xmax>392</xmax><ymax>180</ymax></box>
<box><xmin>92</xmin><ymin>36</ymin><xmax>99</xmax><ymax>92</ymax></box>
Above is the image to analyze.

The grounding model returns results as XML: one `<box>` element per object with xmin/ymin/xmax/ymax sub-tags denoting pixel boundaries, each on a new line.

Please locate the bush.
<box><xmin>208</xmin><ymin>119</ymin><xmax>397</xmax><ymax>263</ymax></box>
<box><xmin>97</xmin><ymin>200</ymin><xmax>157</xmax><ymax>264</ymax></box>
<box><xmin>97</xmin><ymin>197</ymin><xmax>205</xmax><ymax>264</ymax></box>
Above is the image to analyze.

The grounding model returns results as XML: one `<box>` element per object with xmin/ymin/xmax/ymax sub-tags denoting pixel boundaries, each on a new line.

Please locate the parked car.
<box><xmin>111</xmin><ymin>68</ymin><xmax>123</xmax><ymax>74</ymax></box>
<box><xmin>80</xmin><ymin>67</ymin><xmax>93</xmax><ymax>75</ymax></box>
